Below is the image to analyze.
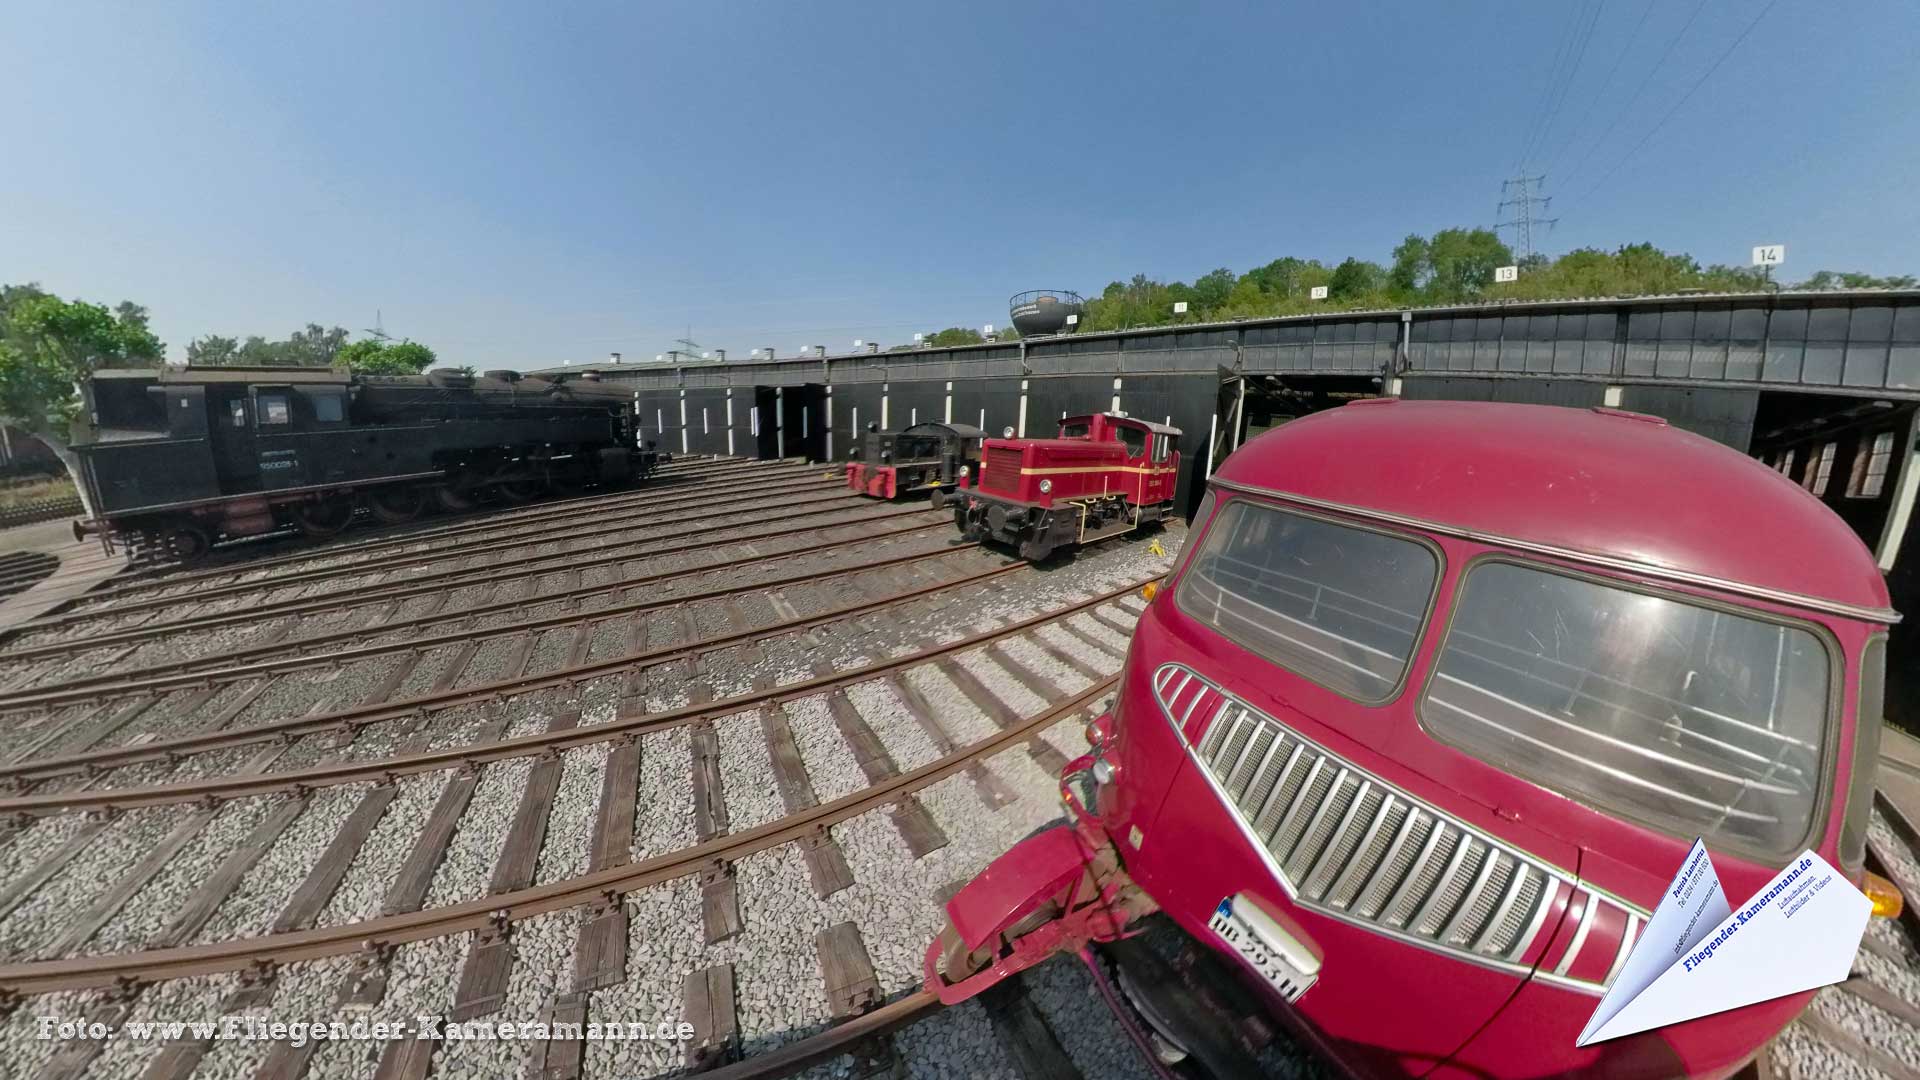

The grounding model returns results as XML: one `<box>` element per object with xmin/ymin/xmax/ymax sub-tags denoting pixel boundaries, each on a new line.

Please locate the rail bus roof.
<box><xmin>1209</xmin><ymin>399</ymin><xmax>1895</xmax><ymax>623</ymax></box>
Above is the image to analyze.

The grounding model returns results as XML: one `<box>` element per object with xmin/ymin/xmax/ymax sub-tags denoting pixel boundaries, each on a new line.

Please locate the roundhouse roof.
<box><xmin>1210</xmin><ymin>399</ymin><xmax>1895</xmax><ymax>621</ymax></box>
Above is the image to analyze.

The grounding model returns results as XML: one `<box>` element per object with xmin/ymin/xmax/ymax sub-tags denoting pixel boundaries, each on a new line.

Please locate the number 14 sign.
<box><xmin>1752</xmin><ymin>244</ymin><xmax>1786</xmax><ymax>267</ymax></box>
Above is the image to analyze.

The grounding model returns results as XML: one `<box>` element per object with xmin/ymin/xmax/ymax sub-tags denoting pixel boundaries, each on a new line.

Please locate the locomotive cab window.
<box><xmin>1117</xmin><ymin>425</ymin><xmax>1147</xmax><ymax>458</ymax></box>
<box><xmin>228</xmin><ymin>400</ymin><xmax>246</xmax><ymax>427</ymax></box>
<box><xmin>1152</xmin><ymin>434</ymin><xmax>1172</xmax><ymax>463</ymax></box>
<box><xmin>301</xmin><ymin>388</ymin><xmax>346</xmax><ymax>424</ymax></box>
<box><xmin>1059</xmin><ymin>421</ymin><xmax>1090</xmax><ymax>439</ymax></box>
<box><xmin>257</xmin><ymin>393</ymin><xmax>291</xmax><ymax>426</ymax></box>
<box><xmin>1175</xmin><ymin>499</ymin><xmax>1438</xmax><ymax>702</ymax></box>
<box><xmin>1419</xmin><ymin>561</ymin><xmax>1832</xmax><ymax>859</ymax></box>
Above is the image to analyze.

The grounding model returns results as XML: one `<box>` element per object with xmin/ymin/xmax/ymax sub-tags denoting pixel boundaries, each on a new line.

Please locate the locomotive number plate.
<box><xmin>1208</xmin><ymin>895</ymin><xmax>1319</xmax><ymax>1004</ymax></box>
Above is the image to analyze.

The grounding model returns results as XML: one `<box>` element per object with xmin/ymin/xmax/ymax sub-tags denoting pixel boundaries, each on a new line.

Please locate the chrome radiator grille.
<box><xmin>1160</xmin><ymin>663</ymin><xmax>1577</xmax><ymax>971</ymax></box>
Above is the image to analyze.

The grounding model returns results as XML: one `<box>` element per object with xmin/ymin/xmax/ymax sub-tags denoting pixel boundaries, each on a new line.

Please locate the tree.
<box><xmin>186</xmin><ymin>335</ymin><xmax>240</xmax><ymax>365</ymax></box>
<box><xmin>927</xmin><ymin>327</ymin><xmax>984</xmax><ymax>347</ymax></box>
<box><xmin>0</xmin><ymin>289</ymin><xmax>164</xmax><ymax>517</ymax></box>
<box><xmin>1422</xmin><ymin>228</ymin><xmax>1514</xmax><ymax>301</ymax></box>
<box><xmin>1328</xmin><ymin>258</ymin><xmax>1386</xmax><ymax>300</ymax></box>
<box><xmin>335</xmin><ymin>338</ymin><xmax>438</xmax><ymax>375</ymax></box>
<box><xmin>1192</xmin><ymin>267</ymin><xmax>1236</xmax><ymax>312</ymax></box>
<box><xmin>1800</xmin><ymin>270</ymin><xmax>1919</xmax><ymax>290</ymax></box>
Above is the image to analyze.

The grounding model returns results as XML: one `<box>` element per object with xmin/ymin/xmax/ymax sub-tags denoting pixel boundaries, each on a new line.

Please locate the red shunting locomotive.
<box><xmin>949</xmin><ymin>411</ymin><xmax>1182</xmax><ymax>561</ymax></box>
<box><xmin>928</xmin><ymin>399</ymin><xmax>1901</xmax><ymax>1079</ymax></box>
<box><xmin>844</xmin><ymin>421</ymin><xmax>983</xmax><ymax>504</ymax></box>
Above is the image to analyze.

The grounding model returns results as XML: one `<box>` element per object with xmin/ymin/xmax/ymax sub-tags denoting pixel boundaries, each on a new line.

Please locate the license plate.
<box><xmin>1207</xmin><ymin>895</ymin><xmax>1319</xmax><ymax>1003</ymax></box>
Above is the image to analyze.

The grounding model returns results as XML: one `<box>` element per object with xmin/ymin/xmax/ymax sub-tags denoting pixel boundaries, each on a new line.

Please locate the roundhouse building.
<box><xmin>531</xmin><ymin>288</ymin><xmax>1920</xmax><ymax>725</ymax></box>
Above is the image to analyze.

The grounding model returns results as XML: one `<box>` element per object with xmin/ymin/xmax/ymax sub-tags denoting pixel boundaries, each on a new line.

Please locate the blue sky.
<box><xmin>4</xmin><ymin>1</ymin><xmax>1916</xmax><ymax>369</ymax></box>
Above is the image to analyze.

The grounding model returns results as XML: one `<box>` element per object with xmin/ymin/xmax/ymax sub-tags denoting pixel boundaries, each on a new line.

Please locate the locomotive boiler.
<box><xmin>71</xmin><ymin>365</ymin><xmax>665</xmax><ymax>560</ymax></box>
<box><xmin>949</xmin><ymin>411</ymin><xmax>1181</xmax><ymax>561</ymax></box>
<box><xmin>928</xmin><ymin>400</ymin><xmax>1903</xmax><ymax>1078</ymax></box>
<box><xmin>844</xmin><ymin>420</ymin><xmax>983</xmax><ymax>505</ymax></box>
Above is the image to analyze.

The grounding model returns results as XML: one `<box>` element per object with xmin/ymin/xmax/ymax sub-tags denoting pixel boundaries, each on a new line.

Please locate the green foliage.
<box><xmin>1800</xmin><ymin>270</ymin><xmax>1920</xmax><ymax>291</ymax></box>
<box><xmin>190</xmin><ymin>324</ymin><xmax>352</xmax><ymax>367</ymax></box>
<box><xmin>335</xmin><ymin>338</ymin><xmax>438</xmax><ymax>375</ymax></box>
<box><xmin>927</xmin><ymin>327</ymin><xmax>985</xmax><ymax>347</ymax></box>
<box><xmin>1048</xmin><ymin>231</ymin><xmax>1911</xmax><ymax>335</ymax></box>
<box><xmin>0</xmin><ymin>289</ymin><xmax>163</xmax><ymax>440</ymax></box>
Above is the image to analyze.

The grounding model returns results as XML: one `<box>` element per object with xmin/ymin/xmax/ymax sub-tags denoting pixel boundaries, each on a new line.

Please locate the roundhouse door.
<box><xmin>207</xmin><ymin>387</ymin><xmax>261</xmax><ymax>493</ymax></box>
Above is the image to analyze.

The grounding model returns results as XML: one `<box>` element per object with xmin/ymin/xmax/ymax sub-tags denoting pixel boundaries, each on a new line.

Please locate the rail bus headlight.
<box><xmin>1866</xmin><ymin>871</ymin><xmax>1905</xmax><ymax>919</ymax></box>
<box><xmin>1038</xmin><ymin>479</ymin><xmax>1052</xmax><ymax>494</ymax></box>
<box><xmin>1091</xmin><ymin>757</ymin><xmax>1117</xmax><ymax>786</ymax></box>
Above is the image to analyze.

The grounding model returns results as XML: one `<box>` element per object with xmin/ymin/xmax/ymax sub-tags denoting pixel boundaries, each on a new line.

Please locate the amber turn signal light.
<box><xmin>1141</xmin><ymin>581</ymin><xmax>1159</xmax><ymax>602</ymax></box>
<box><xmin>1865</xmin><ymin>871</ymin><xmax>1905</xmax><ymax>919</ymax></box>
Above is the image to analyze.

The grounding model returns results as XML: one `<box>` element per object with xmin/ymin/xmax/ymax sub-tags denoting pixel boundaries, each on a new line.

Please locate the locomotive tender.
<box><xmin>72</xmin><ymin>366</ymin><xmax>665</xmax><ymax>560</ymax></box>
<box><xmin>950</xmin><ymin>411</ymin><xmax>1181</xmax><ymax>561</ymax></box>
<box><xmin>844</xmin><ymin>420</ymin><xmax>983</xmax><ymax>505</ymax></box>
<box><xmin>929</xmin><ymin>400</ymin><xmax>1901</xmax><ymax>1078</ymax></box>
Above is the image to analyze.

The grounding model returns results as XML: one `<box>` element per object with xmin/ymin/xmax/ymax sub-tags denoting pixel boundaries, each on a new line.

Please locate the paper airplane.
<box><xmin>1577</xmin><ymin>839</ymin><xmax>1872</xmax><ymax>1046</ymax></box>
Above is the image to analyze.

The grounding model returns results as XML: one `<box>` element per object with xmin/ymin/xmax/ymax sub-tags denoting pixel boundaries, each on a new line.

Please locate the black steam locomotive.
<box><xmin>72</xmin><ymin>366</ymin><xmax>666</xmax><ymax>560</ymax></box>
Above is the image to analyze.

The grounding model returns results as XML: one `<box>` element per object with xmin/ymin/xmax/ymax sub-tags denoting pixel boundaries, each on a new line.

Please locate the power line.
<box><xmin>1542</xmin><ymin>0</ymin><xmax>1659</xmax><ymax>178</ymax></box>
<box><xmin>1512</xmin><ymin>3</ymin><xmax>1594</xmax><ymax>173</ymax></box>
<box><xmin>1563</xmin><ymin>0</ymin><xmax>1782</xmax><ymax>212</ymax></box>
<box><xmin>1519</xmin><ymin>0</ymin><xmax>1607</xmax><ymax>171</ymax></box>
<box><xmin>1556</xmin><ymin>0</ymin><xmax>1711</xmax><ymax>188</ymax></box>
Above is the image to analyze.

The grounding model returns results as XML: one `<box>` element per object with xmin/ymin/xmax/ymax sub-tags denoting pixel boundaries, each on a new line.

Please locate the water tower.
<box><xmin>1008</xmin><ymin>290</ymin><xmax>1085</xmax><ymax>337</ymax></box>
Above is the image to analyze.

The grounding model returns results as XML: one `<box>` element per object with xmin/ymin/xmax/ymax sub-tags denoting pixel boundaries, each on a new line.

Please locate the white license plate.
<box><xmin>1207</xmin><ymin>895</ymin><xmax>1318</xmax><ymax>1003</ymax></box>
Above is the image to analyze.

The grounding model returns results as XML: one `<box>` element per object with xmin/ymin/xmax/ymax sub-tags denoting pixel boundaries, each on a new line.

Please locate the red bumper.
<box><xmin>844</xmin><ymin>462</ymin><xmax>897</xmax><ymax>498</ymax></box>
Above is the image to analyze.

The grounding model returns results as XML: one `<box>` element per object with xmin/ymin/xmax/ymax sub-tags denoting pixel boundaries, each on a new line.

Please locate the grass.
<box><xmin>0</xmin><ymin>474</ymin><xmax>77</xmax><ymax>509</ymax></box>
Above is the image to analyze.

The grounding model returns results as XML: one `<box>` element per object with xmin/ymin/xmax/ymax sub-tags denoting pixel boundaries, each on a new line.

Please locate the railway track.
<box><xmin>4</xmin><ymin>453</ymin><xmax>1908</xmax><ymax>1080</ymax></box>
<box><xmin>4</xmin><ymin>464</ymin><xmax>843</xmax><ymax>648</ymax></box>
<box><xmin>0</xmin><ymin>461</ymin><xmax>1169</xmax><ymax>1077</ymax></box>
<box><xmin>0</xmin><ymin>506</ymin><xmax>982</xmax><ymax>710</ymax></box>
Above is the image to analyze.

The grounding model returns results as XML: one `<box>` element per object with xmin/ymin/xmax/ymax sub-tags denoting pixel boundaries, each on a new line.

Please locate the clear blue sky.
<box><xmin>4</xmin><ymin>1</ymin><xmax>1916</xmax><ymax>369</ymax></box>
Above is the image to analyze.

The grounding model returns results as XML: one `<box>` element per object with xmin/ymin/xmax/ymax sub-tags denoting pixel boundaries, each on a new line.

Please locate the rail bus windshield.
<box><xmin>1421</xmin><ymin>562</ymin><xmax>1830</xmax><ymax>858</ymax></box>
<box><xmin>1176</xmin><ymin>499</ymin><xmax>1438</xmax><ymax>701</ymax></box>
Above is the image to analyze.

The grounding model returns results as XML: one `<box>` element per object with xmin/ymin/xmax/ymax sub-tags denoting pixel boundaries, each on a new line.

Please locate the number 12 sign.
<box><xmin>1751</xmin><ymin>245</ymin><xmax>1786</xmax><ymax>267</ymax></box>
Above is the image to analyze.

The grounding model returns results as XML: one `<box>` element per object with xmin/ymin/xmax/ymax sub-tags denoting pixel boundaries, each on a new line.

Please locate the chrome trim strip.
<box><xmin>1604</xmin><ymin>914</ymin><xmax>1641</xmax><ymax>989</ymax></box>
<box><xmin>1326</xmin><ymin>794</ymin><xmax>1398</xmax><ymax>905</ymax></box>
<box><xmin>1224</xmin><ymin>720</ymin><xmax>1269</xmax><ymax>795</ymax></box>
<box><xmin>1305</xmin><ymin>780</ymin><xmax>1374</xmax><ymax>895</ymax></box>
<box><xmin>1178</xmin><ymin>684</ymin><xmax>1213</xmax><ymax>732</ymax></box>
<box><xmin>1239</xmin><ymin>730</ymin><xmax>1288</xmax><ymax>808</ymax></box>
<box><xmin>1508</xmin><ymin>877</ymin><xmax>1563</xmax><ymax>962</ymax></box>
<box><xmin>1206</xmin><ymin>476</ymin><xmax>1901</xmax><ymax>624</ymax></box>
<box><xmin>1249</xmin><ymin>743</ymin><xmax>1307</xmax><ymax>831</ymax></box>
<box><xmin>1349</xmin><ymin>805</ymin><xmax>1423</xmax><ymax>914</ymax></box>
<box><xmin>1532</xmin><ymin>970</ymin><xmax>1608</xmax><ymax>997</ymax></box>
<box><xmin>1380</xmin><ymin>821</ymin><xmax>1450</xmax><ymax>926</ymax></box>
<box><xmin>1440</xmin><ymin>848</ymin><xmax>1505</xmax><ymax>943</ymax></box>
<box><xmin>1553</xmin><ymin>892</ymin><xmax>1600</xmax><ymax>977</ymax></box>
<box><xmin>1287</xmin><ymin>768</ymin><xmax>1353</xmax><ymax>868</ymax></box>
<box><xmin>1471</xmin><ymin>866</ymin><xmax>1532</xmax><ymax>952</ymax></box>
<box><xmin>1267</xmin><ymin>757</ymin><xmax>1329</xmax><ymax>859</ymax></box>
<box><xmin>1407</xmin><ymin>835</ymin><xmax>1477</xmax><ymax>932</ymax></box>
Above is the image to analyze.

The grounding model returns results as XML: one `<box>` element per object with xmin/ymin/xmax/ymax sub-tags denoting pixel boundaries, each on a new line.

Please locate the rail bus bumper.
<box><xmin>925</xmin><ymin>751</ymin><xmax>1158</xmax><ymax>1005</ymax></box>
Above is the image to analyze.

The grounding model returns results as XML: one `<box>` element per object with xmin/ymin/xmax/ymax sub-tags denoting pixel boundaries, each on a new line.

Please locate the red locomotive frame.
<box><xmin>949</xmin><ymin>411</ymin><xmax>1181</xmax><ymax>561</ymax></box>
<box><xmin>929</xmin><ymin>400</ymin><xmax>1900</xmax><ymax>1079</ymax></box>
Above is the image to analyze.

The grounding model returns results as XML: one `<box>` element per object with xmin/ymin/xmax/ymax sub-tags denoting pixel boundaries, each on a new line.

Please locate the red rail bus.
<box><xmin>949</xmin><ymin>411</ymin><xmax>1181</xmax><ymax>561</ymax></box>
<box><xmin>928</xmin><ymin>399</ymin><xmax>1902</xmax><ymax>1078</ymax></box>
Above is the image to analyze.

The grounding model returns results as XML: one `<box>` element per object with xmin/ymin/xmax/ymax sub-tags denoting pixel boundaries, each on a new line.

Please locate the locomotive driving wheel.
<box><xmin>368</xmin><ymin>486</ymin><xmax>425</xmax><ymax>524</ymax></box>
<box><xmin>157</xmin><ymin>522</ymin><xmax>210</xmax><ymax>562</ymax></box>
<box><xmin>294</xmin><ymin>496</ymin><xmax>355</xmax><ymax>537</ymax></box>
